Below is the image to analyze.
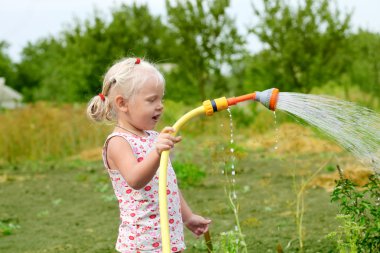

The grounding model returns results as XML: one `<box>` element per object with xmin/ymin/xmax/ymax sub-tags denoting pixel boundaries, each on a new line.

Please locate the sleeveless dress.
<box><xmin>102</xmin><ymin>131</ymin><xmax>185</xmax><ymax>253</ymax></box>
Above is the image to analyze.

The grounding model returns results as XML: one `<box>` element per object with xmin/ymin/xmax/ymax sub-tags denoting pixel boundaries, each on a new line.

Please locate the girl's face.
<box><xmin>126</xmin><ymin>77</ymin><xmax>164</xmax><ymax>131</ymax></box>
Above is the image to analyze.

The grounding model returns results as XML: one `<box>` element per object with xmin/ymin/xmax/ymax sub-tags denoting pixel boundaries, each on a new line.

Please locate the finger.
<box><xmin>173</xmin><ymin>136</ymin><xmax>182</xmax><ymax>143</ymax></box>
<box><xmin>161</xmin><ymin>126</ymin><xmax>175</xmax><ymax>133</ymax></box>
<box><xmin>204</xmin><ymin>218</ymin><xmax>212</xmax><ymax>224</ymax></box>
<box><xmin>198</xmin><ymin>217</ymin><xmax>211</xmax><ymax>225</ymax></box>
<box><xmin>163</xmin><ymin>134</ymin><xmax>180</xmax><ymax>144</ymax></box>
<box><xmin>157</xmin><ymin>136</ymin><xmax>172</xmax><ymax>144</ymax></box>
<box><xmin>163</xmin><ymin>143</ymin><xmax>174</xmax><ymax>150</ymax></box>
<box><xmin>156</xmin><ymin>144</ymin><xmax>172</xmax><ymax>152</ymax></box>
<box><xmin>162</xmin><ymin>139</ymin><xmax>174</xmax><ymax>147</ymax></box>
<box><xmin>159</xmin><ymin>133</ymin><xmax>172</xmax><ymax>139</ymax></box>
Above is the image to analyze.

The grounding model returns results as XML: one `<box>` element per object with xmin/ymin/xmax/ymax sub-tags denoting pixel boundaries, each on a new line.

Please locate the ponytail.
<box><xmin>86</xmin><ymin>94</ymin><xmax>114</xmax><ymax>122</ymax></box>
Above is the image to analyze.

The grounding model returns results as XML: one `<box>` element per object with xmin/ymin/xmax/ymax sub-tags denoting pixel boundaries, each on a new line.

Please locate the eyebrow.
<box><xmin>145</xmin><ymin>94</ymin><xmax>161</xmax><ymax>99</ymax></box>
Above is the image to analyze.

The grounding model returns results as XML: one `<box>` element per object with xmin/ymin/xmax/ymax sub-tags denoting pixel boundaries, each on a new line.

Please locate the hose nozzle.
<box><xmin>203</xmin><ymin>87</ymin><xmax>280</xmax><ymax>116</ymax></box>
<box><xmin>254</xmin><ymin>88</ymin><xmax>279</xmax><ymax>111</ymax></box>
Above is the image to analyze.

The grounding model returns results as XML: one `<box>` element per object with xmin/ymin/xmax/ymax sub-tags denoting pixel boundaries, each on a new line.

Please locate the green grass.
<box><xmin>0</xmin><ymin>138</ymin><xmax>345</xmax><ymax>252</ymax></box>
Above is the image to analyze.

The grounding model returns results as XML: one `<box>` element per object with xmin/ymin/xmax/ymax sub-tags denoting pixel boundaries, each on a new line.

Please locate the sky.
<box><xmin>1</xmin><ymin>0</ymin><xmax>380</xmax><ymax>62</ymax></box>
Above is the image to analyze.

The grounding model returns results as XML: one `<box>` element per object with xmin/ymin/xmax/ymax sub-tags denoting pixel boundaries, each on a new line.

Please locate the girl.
<box><xmin>87</xmin><ymin>57</ymin><xmax>211</xmax><ymax>253</ymax></box>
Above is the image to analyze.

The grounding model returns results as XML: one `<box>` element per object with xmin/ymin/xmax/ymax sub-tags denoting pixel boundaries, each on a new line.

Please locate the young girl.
<box><xmin>87</xmin><ymin>57</ymin><xmax>211</xmax><ymax>253</ymax></box>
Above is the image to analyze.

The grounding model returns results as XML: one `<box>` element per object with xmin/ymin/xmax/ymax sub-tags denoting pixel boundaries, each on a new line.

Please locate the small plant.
<box><xmin>172</xmin><ymin>161</ymin><xmax>206</xmax><ymax>189</ymax></box>
<box><xmin>218</xmin><ymin>230</ymin><xmax>247</xmax><ymax>253</ymax></box>
<box><xmin>292</xmin><ymin>159</ymin><xmax>329</xmax><ymax>252</ymax></box>
<box><xmin>327</xmin><ymin>214</ymin><xmax>363</xmax><ymax>253</ymax></box>
<box><xmin>0</xmin><ymin>219</ymin><xmax>20</xmax><ymax>236</ymax></box>
<box><xmin>329</xmin><ymin>165</ymin><xmax>380</xmax><ymax>252</ymax></box>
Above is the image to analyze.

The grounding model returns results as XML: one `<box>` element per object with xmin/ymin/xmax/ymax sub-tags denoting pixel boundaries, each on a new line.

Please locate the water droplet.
<box><xmin>231</xmin><ymin>171</ymin><xmax>235</xmax><ymax>176</ymax></box>
<box><xmin>273</xmin><ymin>110</ymin><xmax>280</xmax><ymax>151</ymax></box>
<box><xmin>230</xmin><ymin>148</ymin><xmax>234</xmax><ymax>153</ymax></box>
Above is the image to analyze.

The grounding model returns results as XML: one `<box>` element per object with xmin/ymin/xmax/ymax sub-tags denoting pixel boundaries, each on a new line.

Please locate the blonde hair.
<box><xmin>87</xmin><ymin>57</ymin><xmax>165</xmax><ymax>122</ymax></box>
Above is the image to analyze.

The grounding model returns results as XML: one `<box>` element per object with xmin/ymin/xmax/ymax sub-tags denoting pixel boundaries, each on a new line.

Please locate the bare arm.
<box><xmin>179</xmin><ymin>190</ymin><xmax>193</xmax><ymax>223</ymax></box>
<box><xmin>180</xmin><ymin>190</ymin><xmax>212</xmax><ymax>236</ymax></box>
<box><xmin>107</xmin><ymin>127</ymin><xmax>181</xmax><ymax>189</ymax></box>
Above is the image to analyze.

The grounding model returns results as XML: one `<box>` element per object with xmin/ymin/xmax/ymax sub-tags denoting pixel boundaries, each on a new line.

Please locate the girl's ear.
<box><xmin>115</xmin><ymin>95</ymin><xmax>128</xmax><ymax>112</ymax></box>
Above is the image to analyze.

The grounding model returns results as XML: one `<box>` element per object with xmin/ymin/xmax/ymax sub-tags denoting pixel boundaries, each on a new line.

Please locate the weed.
<box><xmin>172</xmin><ymin>161</ymin><xmax>206</xmax><ymax>189</ymax></box>
<box><xmin>329</xmin><ymin>166</ymin><xmax>380</xmax><ymax>252</ymax></box>
<box><xmin>217</xmin><ymin>230</ymin><xmax>247</xmax><ymax>253</ymax></box>
<box><xmin>0</xmin><ymin>219</ymin><xmax>20</xmax><ymax>236</ymax></box>
<box><xmin>292</xmin><ymin>159</ymin><xmax>330</xmax><ymax>252</ymax></box>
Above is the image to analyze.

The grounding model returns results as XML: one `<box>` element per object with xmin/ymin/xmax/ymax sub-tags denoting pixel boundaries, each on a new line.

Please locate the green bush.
<box><xmin>0</xmin><ymin>219</ymin><xmax>20</xmax><ymax>236</ymax></box>
<box><xmin>172</xmin><ymin>161</ymin><xmax>206</xmax><ymax>189</ymax></box>
<box><xmin>329</xmin><ymin>168</ymin><xmax>380</xmax><ymax>252</ymax></box>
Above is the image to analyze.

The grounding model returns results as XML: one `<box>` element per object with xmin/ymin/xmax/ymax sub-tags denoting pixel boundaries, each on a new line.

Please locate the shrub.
<box><xmin>329</xmin><ymin>166</ymin><xmax>380</xmax><ymax>252</ymax></box>
<box><xmin>172</xmin><ymin>161</ymin><xmax>206</xmax><ymax>189</ymax></box>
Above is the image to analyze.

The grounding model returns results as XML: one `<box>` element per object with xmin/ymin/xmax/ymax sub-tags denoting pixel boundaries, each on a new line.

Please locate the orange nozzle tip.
<box><xmin>269</xmin><ymin>88</ymin><xmax>279</xmax><ymax>111</ymax></box>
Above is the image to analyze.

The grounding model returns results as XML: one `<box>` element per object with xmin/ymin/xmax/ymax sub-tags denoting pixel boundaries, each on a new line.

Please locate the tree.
<box><xmin>165</xmin><ymin>0</ymin><xmax>244</xmax><ymax>102</ymax></box>
<box><xmin>16</xmin><ymin>3</ymin><xmax>174</xmax><ymax>102</ymax></box>
<box><xmin>347</xmin><ymin>30</ymin><xmax>380</xmax><ymax>105</ymax></box>
<box><xmin>248</xmin><ymin>0</ymin><xmax>352</xmax><ymax>93</ymax></box>
<box><xmin>0</xmin><ymin>41</ymin><xmax>16</xmax><ymax>88</ymax></box>
<box><xmin>16</xmin><ymin>37</ymin><xmax>67</xmax><ymax>101</ymax></box>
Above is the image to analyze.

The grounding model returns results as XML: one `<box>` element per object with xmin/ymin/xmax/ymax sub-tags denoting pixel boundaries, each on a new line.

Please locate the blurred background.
<box><xmin>0</xmin><ymin>0</ymin><xmax>379</xmax><ymax>252</ymax></box>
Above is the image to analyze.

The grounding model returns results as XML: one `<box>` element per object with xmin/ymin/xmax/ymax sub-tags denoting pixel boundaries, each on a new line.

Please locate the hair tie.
<box><xmin>135</xmin><ymin>58</ymin><xmax>141</xmax><ymax>64</ymax></box>
<box><xmin>98</xmin><ymin>93</ymin><xmax>105</xmax><ymax>101</ymax></box>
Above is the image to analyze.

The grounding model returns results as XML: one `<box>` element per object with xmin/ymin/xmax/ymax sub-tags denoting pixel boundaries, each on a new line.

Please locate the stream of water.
<box><xmin>276</xmin><ymin>92</ymin><xmax>380</xmax><ymax>173</ymax></box>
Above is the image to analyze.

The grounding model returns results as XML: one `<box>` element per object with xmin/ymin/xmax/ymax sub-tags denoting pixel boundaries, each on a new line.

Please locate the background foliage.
<box><xmin>0</xmin><ymin>0</ymin><xmax>379</xmax><ymax>108</ymax></box>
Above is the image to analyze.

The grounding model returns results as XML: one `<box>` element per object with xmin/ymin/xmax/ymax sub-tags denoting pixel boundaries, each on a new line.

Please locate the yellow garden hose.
<box><xmin>159</xmin><ymin>106</ymin><xmax>205</xmax><ymax>253</ymax></box>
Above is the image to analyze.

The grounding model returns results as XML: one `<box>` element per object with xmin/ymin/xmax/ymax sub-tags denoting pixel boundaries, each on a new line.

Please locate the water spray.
<box><xmin>159</xmin><ymin>88</ymin><xmax>280</xmax><ymax>253</ymax></box>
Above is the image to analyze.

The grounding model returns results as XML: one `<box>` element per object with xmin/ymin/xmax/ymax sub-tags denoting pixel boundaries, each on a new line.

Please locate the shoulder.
<box><xmin>107</xmin><ymin>135</ymin><xmax>133</xmax><ymax>155</ymax></box>
<box><xmin>105</xmin><ymin>134</ymin><xmax>137</xmax><ymax>171</ymax></box>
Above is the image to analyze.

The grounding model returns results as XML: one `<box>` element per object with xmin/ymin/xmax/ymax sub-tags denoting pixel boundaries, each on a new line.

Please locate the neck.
<box><xmin>115</xmin><ymin>124</ymin><xmax>147</xmax><ymax>137</ymax></box>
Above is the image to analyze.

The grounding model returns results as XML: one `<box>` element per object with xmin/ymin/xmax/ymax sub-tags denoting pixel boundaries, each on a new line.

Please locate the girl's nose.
<box><xmin>157</xmin><ymin>101</ymin><xmax>164</xmax><ymax>110</ymax></box>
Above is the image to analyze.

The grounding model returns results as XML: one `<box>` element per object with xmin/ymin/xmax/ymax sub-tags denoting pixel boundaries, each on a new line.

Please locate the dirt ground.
<box><xmin>0</xmin><ymin>123</ymin><xmax>373</xmax><ymax>252</ymax></box>
<box><xmin>0</xmin><ymin>158</ymin><xmax>345</xmax><ymax>252</ymax></box>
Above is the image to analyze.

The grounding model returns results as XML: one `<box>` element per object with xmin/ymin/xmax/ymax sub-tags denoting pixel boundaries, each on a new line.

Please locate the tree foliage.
<box><xmin>165</xmin><ymin>0</ymin><xmax>244</xmax><ymax>101</ymax></box>
<box><xmin>346</xmin><ymin>30</ymin><xmax>380</xmax><ymax>103</ymax></box>
<box><xmin>3</xmin><ymin>0</ymin><xmax>380</xmax><ymax>106</ymax></box>
<box><xmin>16</xmin><ymin>4</ymin><xmax>173</xmax><ymax>102</ymax></box>
<box><xmin>248</xmin><ymin>0</ymin><xmax>351</xmax><ymax>93</ymax></box>
<box><xmin>0</xmin><ymin>41</ymin><xmax>16</xmax><ymax>87</ymax></box>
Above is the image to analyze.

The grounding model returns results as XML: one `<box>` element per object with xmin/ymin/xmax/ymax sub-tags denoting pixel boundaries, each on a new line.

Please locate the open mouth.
<box><xmin>152</xmin><ymin>114</ymin><xmax>161</xmax><ymax>121</ymax></box>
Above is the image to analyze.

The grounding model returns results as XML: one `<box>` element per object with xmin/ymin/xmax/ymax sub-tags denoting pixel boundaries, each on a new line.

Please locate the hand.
<box><xmin>184</xmin><ymin>214</ymin><xmax>212</xmax><ymax>237</ymax></box>
<box><xmin>155</xmin><ymin>127</ymin><xmax>182</xmax><ymax>155</ymax></box>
